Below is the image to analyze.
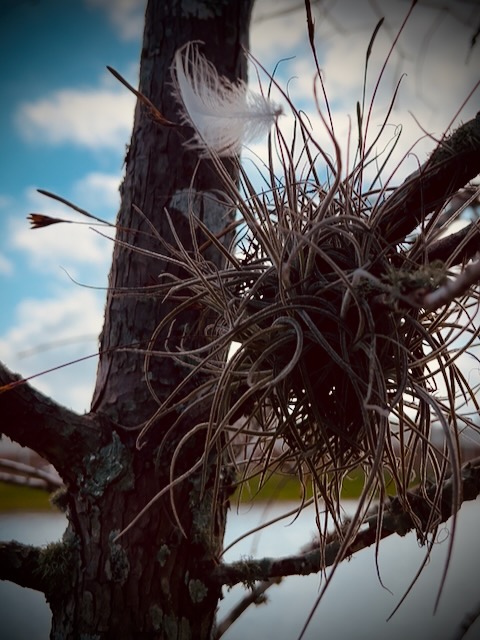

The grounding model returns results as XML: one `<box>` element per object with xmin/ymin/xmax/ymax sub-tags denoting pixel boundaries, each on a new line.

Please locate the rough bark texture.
<box><xmin>60</xmin><ymin>2</ymin><xmax>252</xmax><ymax>637</ymax></box>
<box><xmin>91</xmin><ymin>0</ymin><xmax>253</xmax><ymax>426</ymax></box>
<box><xmin>1</xmin><ymin>2</ymin><xmax>253</xmax><ymax>638</ymax></box>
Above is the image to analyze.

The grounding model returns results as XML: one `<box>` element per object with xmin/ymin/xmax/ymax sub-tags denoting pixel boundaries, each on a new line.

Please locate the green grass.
<box><xmin>0</xmin><ymin>469</ymin><xmax>366</xmax><ymax>513</ymax></box>
<box><xmin>0</xmin><ymin>482</ymin><xmax>53</xmax><ymax>512</ymax></box>
<box><xmin>233</xmin><ymin>469</ymin><xmax>365</xmax><ymax>503</ymax></box>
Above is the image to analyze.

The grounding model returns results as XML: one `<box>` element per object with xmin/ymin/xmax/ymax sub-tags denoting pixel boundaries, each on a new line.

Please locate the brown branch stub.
<box><xmin>375</xmin><ymin>113</ymin><xmax>480</xmax><ymax>245</ymax></box>
<box><xmin>107</xmin><ymin>65</ymin><xmax>176</xmax><ymax>128</ymax></box>
<box><xmin>214</xmin><ymin>459</ymin><xmax>480</xmax><ymax>588</ymax></box>
<box><xmin>0</xmin><ymin>541</ymin><xmax>45</xmax><ymax>592</ymax></box>
<box><xmin>0</xmin><ymin>361</ymin><xmax>110</xmax><ymax>484</ymax></box>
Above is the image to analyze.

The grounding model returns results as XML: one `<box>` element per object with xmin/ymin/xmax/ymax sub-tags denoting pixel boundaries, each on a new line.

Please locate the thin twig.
<box><xmin>423</xmin><ymin>257</ymin><xmax>480</xmax><ymax>311</ymax></box>
<box><xmin>214</xmin><ymin>577</ymin><xmax>282</xmax><ymax>639</ymax></box>
<box><xmin>452</xmin><ymin>599</ymin><xmax>480</xmax><ymax>640</ymax></box>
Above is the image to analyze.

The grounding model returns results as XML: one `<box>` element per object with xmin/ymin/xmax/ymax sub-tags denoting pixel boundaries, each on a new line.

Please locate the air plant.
<box><xmin>126</xmin><ymin>10</ymin><xmax>480</xmax><ymax>635</ymax></box>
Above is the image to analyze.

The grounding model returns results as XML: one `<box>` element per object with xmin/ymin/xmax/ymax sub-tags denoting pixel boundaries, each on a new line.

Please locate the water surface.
<box><xmin>1</xmin><ymin>501</ymin><xmax>479</xmax><ymax>639</ymax></box>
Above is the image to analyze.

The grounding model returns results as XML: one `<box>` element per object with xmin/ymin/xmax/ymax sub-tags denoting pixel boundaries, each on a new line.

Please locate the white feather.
<box><xmin>172</xmin><ymin>43</ymin><xmax>282</xmax><ymax>157</ymax></box>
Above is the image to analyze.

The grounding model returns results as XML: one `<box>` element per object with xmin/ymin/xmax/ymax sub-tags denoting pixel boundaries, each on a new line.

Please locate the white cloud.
<box><xmin>86</xmin><ymin>0</ymin><xmax>146</xmax><ymax>41</ymax></box>
<box><xmin>249</xmin><ymin>0</ymin><xmax>480</xmax><ymax>189</ymax></box>
<box><xmin>71</xmin><ymin>171</ymin><xmax>121</xmax><ymax>215</ymax></box>
<box><xmin>0</xmin><ymin>288</ymin><xmax>104</xmax><ymax>412</ymax></box>
<box><xmin>1</xmin><ymin>174</ymin><xmax>122</xmax><ymax>410</ymax></box>
<box><xmin>251</xmin><ymin>0</ymin><xmax>308</xmax><ymax>65</ymax></box>
<box><xmin>9</xmin><ymin>186</ymin><xmax>114</xmax><ymax>276</ymax></box>
<box><xmin>1</xmin><ymin>179</ymin><xmax>120</xmax><ymax>411</ymax></box>
<box><xmin>16</xmin><ymin>87</ymin><xmax>135</xmax><ymax>150</ymax></box>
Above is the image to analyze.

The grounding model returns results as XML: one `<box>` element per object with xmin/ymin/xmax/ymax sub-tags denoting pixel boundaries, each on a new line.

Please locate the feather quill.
<box><xmin>172</xmin><ymin>43</ymin><xmax>282</xmax><ymax>157</ymax></box>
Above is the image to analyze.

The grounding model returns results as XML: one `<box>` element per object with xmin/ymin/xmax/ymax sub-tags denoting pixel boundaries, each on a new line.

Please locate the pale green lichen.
<box><xmin>49</xmin><ymin>486</ymin><xmax>69</xmax><ymax>512</ymax></box>
<box><xmin>150</xmin><ymin>604</ymin><xmax>163</xmax><ymax>631</ymax></box>
<box><xmin>80</xmin><ymin>432</ymin><xmax>134</xmax><ymax>498</ymax></box>
<box><xmin>188</xmin><ymin>475</ymin><xmax>217</xmax><ymax>548</ymax></box>
<box><xmin>430</xmin><ymin>112</ymin><xmax>480</xmax><ymax>164</ymax></box>
<box><xmin>149</xmin><ymin>606</ymin><xmax>192</xmax><ymax>639</ymax></box>
<box><xmin>188</xmin><ymin>578</ymin><xmax>208</xmax><ymax>603</ymax></box>
<box><xmin>156</xmin><ymin>544</ymin><xmax>171</xmax><ymax>567</ymax></box>
<box><xmin>233</xmin><ymin>556</ymin><xmax>272</xmax><ymax>589</ymax></box>
<box><xmin>169</xmin><ymin>189</ymin><xmax>228</xmax><ymax>236</ymax></box>
<box><xmin>105</xmin><ymin>531</ymin><xmax>130</xmax><ymax>584</ymax></box>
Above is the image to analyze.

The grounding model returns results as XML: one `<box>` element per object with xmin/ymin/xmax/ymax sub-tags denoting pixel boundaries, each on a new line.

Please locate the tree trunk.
<box><xmin>92</xmin><ymin>0</ymin><xmax>253</xmax><ymax>425</ymax></box>
<box><xmin>47</xmin><ymin>1</ymin><xmax>253</xmax><ymax>637</ymax></box>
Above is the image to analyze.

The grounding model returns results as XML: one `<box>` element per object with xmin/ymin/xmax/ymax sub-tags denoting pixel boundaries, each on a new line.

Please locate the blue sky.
<box><xmin>0</xmin><ymin>0</ymin><xmax>142</xmax><ymax>214</ymax></box>
<box><xmin>1</xmin><ymin>0</ymin><xmax>479</xmax><ymax>413</ymax></box>
<box><xmin>0</xmin><ymin>0</ymin><xmax>142</xmax><ymax>309</ymax></box>
<box><xmin>0</xmin><ymin>0</ymin><xmax>144</xmax><ymax>410</ymax></box>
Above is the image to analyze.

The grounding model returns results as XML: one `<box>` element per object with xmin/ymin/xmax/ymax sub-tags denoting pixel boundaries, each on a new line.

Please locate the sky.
<box><xmin>0</xmin><ymin>0</ymin><xmax>479</xmax><ymax>413</ymax></box>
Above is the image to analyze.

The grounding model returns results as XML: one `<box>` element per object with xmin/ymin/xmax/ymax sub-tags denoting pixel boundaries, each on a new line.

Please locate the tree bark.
<box><xmin>91</xmin><ymin>0</ymin><xmax>253</xmax><ymax>427</ymax></box>
<box><xmin>56</xmin><ymin>1</ymin><xmax>253</xmax><ymax>637</ymax></box>
<box><xmin>1</xmin><ymin>2</ymin><xmax>253</xmax><ymax>638</ymax></box>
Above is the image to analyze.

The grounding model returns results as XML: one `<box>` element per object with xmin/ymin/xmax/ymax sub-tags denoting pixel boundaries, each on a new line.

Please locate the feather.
<box><xmin>172</xmin><ymin>43</ymin><xmax>282</xmax><ymax>157</ymax></box>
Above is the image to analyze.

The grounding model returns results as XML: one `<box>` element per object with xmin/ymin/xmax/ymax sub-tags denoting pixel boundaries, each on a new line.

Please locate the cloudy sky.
<box><xmin>0</xmin><ymin>0</ymin><xmax>479</xmax><ymax>413</ymax></box>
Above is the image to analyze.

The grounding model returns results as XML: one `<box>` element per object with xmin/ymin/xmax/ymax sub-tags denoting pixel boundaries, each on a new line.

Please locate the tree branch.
<box><xmin>214</xmin><ymin>577</ymin><xmax>282</xmax><ymax>639</ymax></box>
<box><xmin>214</xmin><ymin>458</ymin><xmax>480</xmax><ymax>587</ymax></box>
<box><xmin>376</xmin><ymin>113</ymin><xmax>480</xmax><ymax>245</ymax></box>
<box><xmin>0</xmin><ymin>458</ymin><xmax>63</xmax><ymax>491</ymax></box>
<box><xmin>0</xmin><ymin>361</ymin><xmax>111</xmax><ymax>484</ymax></box>
<box><xmin>427</xmin><ymin>220</ymin><xmax>480</xmax><ymax>265</ymax></box>
<box><xmin>423</xmin><ymin>256</ymin><xmax>480</xmax><ymax>310</ymax></box>
<box><xmin>0</xmin><ymin>541</ymin><xmax>45</xmax><ymax>592</ymax></box>
<box><xmin>452</xmin><ymin>599</ymin><xmax>480</xmax><ymax>640</ymax></box>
